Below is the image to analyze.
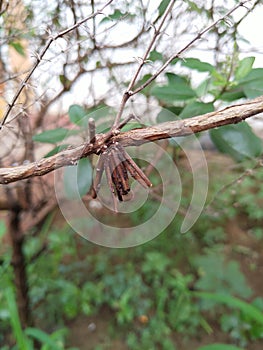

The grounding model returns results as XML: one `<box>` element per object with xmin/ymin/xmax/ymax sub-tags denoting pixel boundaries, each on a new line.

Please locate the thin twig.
<box><xmin>104</xmin><ymin>156</ymin><xmax>118</xmax><ymax>212</ymax></box>
<box><xmin>127</xmin><ymin>0</ymin><xmax>175</xmax><ymax>93</ymax></box>
<box><xmin>91</xmin><ymin>151</ymin><xmax>107</xmax><ymax>198</ymax></box>
<box><xmin>118</xmin><ymin>144</ymin><xmax>152</xmax><ymax>188</ymax></box>
<box><xmin>130</xmin><ymin>0</ymin><xmax>251</xmax><ymax>96</ymax></box>
<box><xmin>112</xmin><ymin>0</ymin><xmax>176</xmax><ymax>128</ymax></box>
<box><xmin>205</xmin><ymin>159</ymin><xmax>263</xmax><ymax>212</ymax></box>
<box><xmin>0</xmin><ymin>0</ymin><xmax>114</xmax><ymax>130</ymax></box>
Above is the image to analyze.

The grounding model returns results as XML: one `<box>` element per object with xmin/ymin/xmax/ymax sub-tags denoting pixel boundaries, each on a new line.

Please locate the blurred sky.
<box><xmin>238</xmin><ymin>4</ymin><xmax>263</xmax><ymax>67</ymax></box>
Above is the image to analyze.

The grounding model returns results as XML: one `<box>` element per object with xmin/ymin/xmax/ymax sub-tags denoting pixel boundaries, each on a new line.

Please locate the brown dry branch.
<box><xmin>91</xmin><ymin>143</ymin><xmax>152</xmax><ymax>208</ymax></box>
<box><xmin>0</xmin><ymin>95</ymin><xmax>263</xmax><ymax>185</ymax></box>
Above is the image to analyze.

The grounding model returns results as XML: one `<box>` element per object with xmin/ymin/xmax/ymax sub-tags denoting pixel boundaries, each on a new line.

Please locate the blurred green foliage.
<box><xmin>1</xmin><ymin>155</ymin><xmax>263</xmax><ymax>349</ymax></box>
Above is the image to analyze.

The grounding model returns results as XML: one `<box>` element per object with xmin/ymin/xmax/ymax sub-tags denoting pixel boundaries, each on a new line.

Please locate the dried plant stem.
<box><xmin>0</xmin><ymin>0</ymin><xmax>114</xmax><ymax>130</ymax></box>
<box><xmin>88</xmin><ymin>118</ymin><xmax>96</xmax><ymax>143</ymax></box>
<box><xmin>92</xmin><ymin>151</ymin><xmax>107</xmax><ymax>198</ymax></box>
<box><xmin>104</xmin><ymin>157</ymin><xmax>118</xmax><ymax>212</ymax></box>
<box><xmin>91</xmin><ymin>143</ymin><xmax>151</xmax><ymax>210</ymax></box>
<box><xmin>118</xmin><ymin>144</ymin><xmax>152</xmax><ymax>189</ymax></box>
<box><xmin>1</xmin><ymin>94</ymin><xmax>262</xmax><ymax>185</ymax></box>
<box><xmin>111</xmin><ymin>147</ymin><xmax>130</xmax><ymax>196</ymax></box>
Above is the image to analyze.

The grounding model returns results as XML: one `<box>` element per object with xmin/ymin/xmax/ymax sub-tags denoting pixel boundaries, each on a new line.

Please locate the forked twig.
<box><xmin>112</xmin><ymin>0</ymin><xmax>176</xmax><ymax>128</ymax></box>
<box><xmin>0</xmin><ymin>0</ymin><xmax>114</xmax><ymax>130</ymax></box>
<box><xmin>131</xmin><ymin>0</ymin><xmax>252</xmax><ymax>96</ymax></box>
<box><xmin>91</xmin><ymin>150</ymin><xmax>106</xmax><ymax>197</ymax></box>
<box><xmin>112</xmin><ymin>0</ymin><xmax>251</xmax><ymax>129</ymax></box>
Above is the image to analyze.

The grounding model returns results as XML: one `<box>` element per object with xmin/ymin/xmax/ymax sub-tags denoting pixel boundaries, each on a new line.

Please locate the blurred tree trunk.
<box><xmin>8</xmin><ymin>207</ymin><xmax>31</xmax><ymax>327</ymax></box>
<box><xmin>3</xmin><ymin>0</ymin><xmax>33</xmax><ymax>328</ymax></box>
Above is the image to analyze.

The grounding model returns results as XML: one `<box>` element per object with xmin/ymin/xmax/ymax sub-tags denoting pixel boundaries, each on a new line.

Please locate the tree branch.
<box><xmin>111</xmin><ymin>0</ymin><xmax>251</xmax><ymax>128</ymax></box>
<box><xmin>1</xmin><ymin>95</ymin><xmax>263</xmax><ymax>185</ymax></box>
<box><xmin>0</xmin><ymin>0</ymin><xmax>114</xmax><ymax>129</ymax></box>
<box><xmin>112</xmin><ymin>0</ymin><xmax>176</xmax><ymax>128</ymax></box>
<box><xmin>131</xmin><ymin>0</ymin><xmax>251</xmax><ymax>96</ymax></box>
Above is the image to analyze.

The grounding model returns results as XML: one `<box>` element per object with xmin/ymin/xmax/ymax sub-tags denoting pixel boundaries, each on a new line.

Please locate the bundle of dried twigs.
<box><xmin>91</xmin><ymin>142</ymin><xmax>152</xmax><ymax>211</ymax></box>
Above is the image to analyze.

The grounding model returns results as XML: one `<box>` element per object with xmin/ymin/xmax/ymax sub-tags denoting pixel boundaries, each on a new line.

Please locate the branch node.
<box><xmin>112</xmin><ymin>129</ymin><xmax>120</xmax><ymax>136</ymax></box>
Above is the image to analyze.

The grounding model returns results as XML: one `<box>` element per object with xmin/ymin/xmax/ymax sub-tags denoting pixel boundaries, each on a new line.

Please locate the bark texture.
<box><xmin>0</xmin><ymin>95</ymin><xmax>263</xmax><ymax>185</ymax></box>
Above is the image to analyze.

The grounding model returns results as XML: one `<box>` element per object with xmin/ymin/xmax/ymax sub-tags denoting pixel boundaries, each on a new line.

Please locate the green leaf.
<box><xmin>25</xmin><ymin>328</ymin><xmax>61</xmax><ymax>350</ymax></box>
<box><xmin>68</xmin><ymin>104</ymin><xmax>87</xmax><ymax>126</ymax></box>
<box><xmin>197</xmin><ymin>344</ymin><xmax>245</xmax><ymax>350</ymax></box>
<box><xmin>211</xmin><ymin>70</ymin><xmax>228</xmax><ymax>86</ymax></box>
<box><xmin>148</xmin><ymin>50</ymin><xmax>163</xmax><ymax>62</ymax></box>
<box><xmin>194</xmin><ymin>291</ymin><xmax>263</xmax><ymax>325</ymax></box>
<box><xmin>120</xmin><ymin>122</ymin><xmax>142</xmax><ymax>132</ymax></box>
<box><xmin>194</xmin><ymin>254</ymin><xmax>252</xmax><ymax>299</ymax></box>
<box><xmin>210</xmin><ymin>122</ymin><xmax>262</xmax><ymax>162</ymax></box>
<box><xmin>185</xmin><ymin>0</ymin><xmax>202</xmax><ymax>13</ymax></box>
<box><xmin>157</xmin><ymin>106</ymin><xmax>182</xmax><ymax>123</ymax></box>
<box><xmin>44</xmin><ymin>144</ymin><xmax>70</xmax><ymax>158</ymax></box>
<box><xmin>170</xmin><ymin>57</ymin><xmax>180</xmax><ymax>66</ymax></box>
<box><xmin>166</xmin><ymin>72</ymin><xmax>188</xmax><ymax>85</ymax></box>
<box><xmin>182</xmin><ymin>58</ymin><xmax>215</xmax><ymax>72</ymax></box>
<box><xmin>235</xmin><ymin>56</ymin><xmax>255</xmax><ymax>81</ymax></box>
<box><xmin>179</xmin><ymin>101</ymin><xmax>214</xmax><ymax>119</ymax></box>
<box><xmin>195</xmin><ymin>78</ymin><xmax>211</xmax><ymax>97</ymax></box>
<box><xmin>243</xmin><ymin>80</ymin><xmax>263</xmax><ymax>98</ymax></box>
<box><xmin>9</xmin><ymin>42</ymin><xmax>26</xmax><ymax>56</ymax></box>
<box><xmin>63</xmin><ymin>158</ymin><xmax>92</xmax><ymax>199</ymax></box>
<box><xmin>158</xmin><ymin>0</ymin><xmax>170</xmax><ymax>16</ymax></box>
<box><xmin>59</xmin><ymin>75</ymin><xmax>71</xmax><ymax>90</ymax></box>
<box><xmin>86</xmin><ymin>104</ymin><xmax>112</xmax><ymax>122</ymax></box>
<box><xmin>100</xmin><ymin>9</ymin><xmax>129</xmax><ymax>23</ymax></box>
<box><xmin>152</xmin><ymin>85</ymin><xmax>196</xmax><ymax>102</ymax></box>
<box><xmin>5</xmin><ymin>288</ymin><xmax>31</xmax><ymax>350</ymax></box>
<box><xmin>239</xmin><ymin>68</ymin><xmax>263</xmax><ymax>98</ymax></box>
<box><xmin>152</xmin><ymin>73</ymin><xmax>196</xmax><ymax>102</ymax></box>
<box><xmin>33</xmin><ymin>128</ymin><xmax>77</xmax><ymax>144</ymax></box>
<box><xmin>239</xmin><ymin>68</ymin><xmax>263</xmax><ymax>84</ymax></box>
<box><xmin>220</xmin><ymin>88</ymin><xmax>246</xmax><ymax>102</ymax></box>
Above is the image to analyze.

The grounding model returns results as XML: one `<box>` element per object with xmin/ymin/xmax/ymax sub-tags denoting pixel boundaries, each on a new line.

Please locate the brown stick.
<box><xmin>113</xmin><ymin>147</ymin><xmax>130</xmax><ymax>195</ymax></box>
<box><xmin>0</xmin><ymin>95</ymin><xmax>263</xmax><ymax>185</ymax></box>
<box><xmin>117</xmin><ymin>144</ymin><xmax>152</xmax><ymax>189</ymax></box>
